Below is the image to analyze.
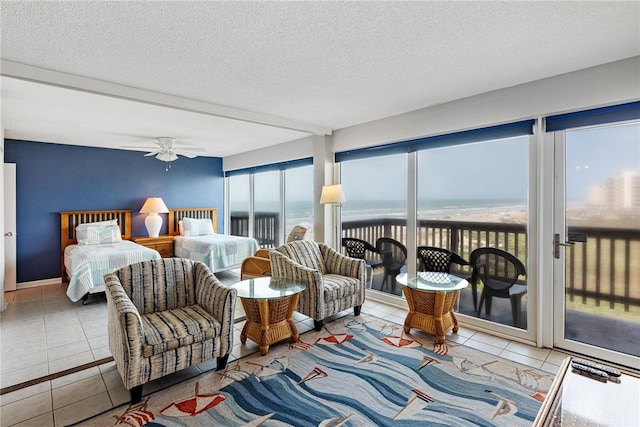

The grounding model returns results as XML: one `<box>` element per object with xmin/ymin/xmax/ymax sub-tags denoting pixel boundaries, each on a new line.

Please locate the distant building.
<box><xmin>590</xmin><ymin>171</ymin><xmax>640</xmax><ymax>210</ymax></box>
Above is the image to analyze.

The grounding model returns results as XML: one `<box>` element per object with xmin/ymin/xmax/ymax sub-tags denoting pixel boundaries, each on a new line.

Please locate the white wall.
<box><xmin>223</xmin><ymin>135</ymin><xmax>317</xmax><ymax>171</ymax></box>
<box><xmin>332</xmin><ymin>56</ymin><xmax>640</xmax><ymax>152</ymax></box>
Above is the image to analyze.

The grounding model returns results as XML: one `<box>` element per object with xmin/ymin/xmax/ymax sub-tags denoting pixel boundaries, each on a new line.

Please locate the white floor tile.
<box><xmin>8</xmin><ymin>412</ymin><xmax>55</xmax><ymax>427</ymax></box>
<box><xmin>52</xmin><ymin>391</ymin><xmax>112</xmax><ymax>427</ymax></box>
<box><xmin>499</xmin><ymin>349</ymin><xmax>545</xmax><ymax>369</ymax></box>
<box><xmin>52</xmin><ymin>375</ymin><xmax>107</xmax><ymax>409</ymax></box>
<box><xmin>0</xmin><ymin>382</ymin><xmax>51</xmax><ymax>407</ymax></box>
<box><xmin>0</xmin><ymin>391</ymin><xmax>52</xmax><ymax>427</ymax></box>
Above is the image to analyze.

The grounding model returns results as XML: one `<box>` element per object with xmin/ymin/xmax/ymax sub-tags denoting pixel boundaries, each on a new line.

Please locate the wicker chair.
<box><xmin>270</xmin><ymin>240</ymin><xmax>366</xmax><ymax>331</ymax></box>
<box><xmin>240</xmin><ymin>249</ymin><xmax>272</xmax><ymax>279</ymax></box>
<box><xmin>105</xmin><ymin>258</ymin><xmax>237</xmax><ymax>403</ymax></box>
<box><xmin>470</xmin><ymin>247</ymin><xmax>527</xmax><ymax>327</ymax></box>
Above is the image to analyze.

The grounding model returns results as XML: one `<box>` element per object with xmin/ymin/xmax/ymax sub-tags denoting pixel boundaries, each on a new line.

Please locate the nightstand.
<box><xmin>133</xmin><ymin>235</ymin><xmax>174</xmax><ymax>258</ymax></box>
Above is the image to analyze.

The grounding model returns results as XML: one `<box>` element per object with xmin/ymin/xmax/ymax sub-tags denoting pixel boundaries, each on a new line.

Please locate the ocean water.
<box><xmin>274</xmin><ymin>198</ymin><xmax>527</xmax><ymax>230</ymax></box>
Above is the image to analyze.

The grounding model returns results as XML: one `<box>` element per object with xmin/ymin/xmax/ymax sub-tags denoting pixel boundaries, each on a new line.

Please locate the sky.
<box><xmin>232</xmin><ymin>121</ymin><xmax>640</xmax><ymax>207</ymax></box>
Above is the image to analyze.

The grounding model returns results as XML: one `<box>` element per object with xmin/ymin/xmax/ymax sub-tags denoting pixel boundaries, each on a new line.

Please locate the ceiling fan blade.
<box><xmin>144</xmin><ymin>151</ymin><xmax>161</xmax><ymax>157</ymax></box>
<box><xmin>176</xmin><ymin>151</ymin><xmax>198</xmax><ymax>159</ymax></box>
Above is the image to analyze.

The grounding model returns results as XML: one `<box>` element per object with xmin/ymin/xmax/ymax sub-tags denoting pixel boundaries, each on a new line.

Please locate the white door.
<box><xmin>4</xmin><ymin>163</ymin><xmax>16</xmax><ymax>292</ymax></box>
<box><xmin>553</xmin><ymin>122</ymin><xmax>640</xmax><ymax>369</ymax></box>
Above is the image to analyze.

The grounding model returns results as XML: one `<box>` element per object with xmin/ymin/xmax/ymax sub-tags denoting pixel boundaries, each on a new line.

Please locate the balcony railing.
<box><xmin>231</xmin><ymin>214</ymin><xmax>640</xmax><ymax>311</ymax></box>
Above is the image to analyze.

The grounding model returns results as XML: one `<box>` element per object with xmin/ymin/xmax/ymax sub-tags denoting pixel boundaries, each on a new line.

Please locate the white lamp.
<box><xmin>140</xmin><ymin>197</ymin><xmax>169</xmax><ymax>237</ymax></box>
<box><xmin>320</xmin><ymin>184</ymin><xmax>346</xmax><ymax>248</ymax></box>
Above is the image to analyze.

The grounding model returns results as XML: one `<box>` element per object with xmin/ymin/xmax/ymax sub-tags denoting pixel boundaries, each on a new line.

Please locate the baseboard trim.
<box><xmin>16</xmin><ymin>277</ymin><xmax>62</xmax><ymax>290</ymax></box>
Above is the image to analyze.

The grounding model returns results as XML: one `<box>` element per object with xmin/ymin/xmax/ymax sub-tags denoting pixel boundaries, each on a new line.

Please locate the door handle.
<box><xmin>4</xmin><ymin>232</ymin><xmax>14</xmax><ymax>237</ymax></box>
<box><xmin>554</xmin><ymin>233</ymin><xmax>573</xmax><ymax>259</ymax></box>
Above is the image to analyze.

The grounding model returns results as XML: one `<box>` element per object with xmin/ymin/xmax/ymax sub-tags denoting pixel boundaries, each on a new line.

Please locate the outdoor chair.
<box><xmin>270</xmin><ymin>240</ymin><xmax>366</xmax><ymax>331</ymax></box>
<box><xmin>376</xmin><ymin>237</ymin><xmax>407</xmax><ymax>294</ymax></box>
<box><xmin>417</xmin><ymin>246</ymin><xmax>469</xmax><ymax>273</ymax></box>
<box><xmin>105</xmin><ymin>258</ymin><xmax>237</xmax><ymax>403</ymax></box>
<box><xmin>342</xmin><ymin>237</ymin><xmax>382</xmax><ymax>288</ymax></box>
<box><xmin>470</xmin><ymin>247</ymin><xmax>527</xmax><ymax>328</ymax></box>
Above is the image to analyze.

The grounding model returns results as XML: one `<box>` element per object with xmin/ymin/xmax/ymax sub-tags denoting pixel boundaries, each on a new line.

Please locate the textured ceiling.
<box><xmin>1</xmin><ymin>1</ymin><xmax>639</xmax><ymax>157</ymax></box>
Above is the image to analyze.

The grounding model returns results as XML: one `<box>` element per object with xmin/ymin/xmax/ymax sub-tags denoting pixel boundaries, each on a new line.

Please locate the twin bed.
<box><xmin>61</xmin><ymin>208</ymin><xmax>259</xmax><ymax>302</ymax></box>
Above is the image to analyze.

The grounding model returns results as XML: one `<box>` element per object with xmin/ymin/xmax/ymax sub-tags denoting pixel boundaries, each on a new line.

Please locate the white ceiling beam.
<box><xmin>1</xmin><ymin>60</ymin><xmax>332</xmax><ymax>136</ymax></box>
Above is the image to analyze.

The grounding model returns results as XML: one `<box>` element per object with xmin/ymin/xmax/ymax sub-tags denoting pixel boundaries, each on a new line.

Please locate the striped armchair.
<box><xmin>104</xmin><ymin>258</ymin><xmax>236</xmax><ymax>403</ymax></box>
<box><xmin>270</xmin><ymin>240</ymin><xmax>365</xmax><ymax>331</ymax></box>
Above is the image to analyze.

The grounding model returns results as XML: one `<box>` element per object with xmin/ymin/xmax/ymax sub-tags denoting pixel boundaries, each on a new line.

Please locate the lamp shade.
<box><xmin>140</xmin><ymin>197</ymin><xmax>169</xmax><ymax>214</ymax></box>
<box><xmin>320</xmin><ymin>184</ymin><xmax>346</xmax><ymax>205</ymax></box>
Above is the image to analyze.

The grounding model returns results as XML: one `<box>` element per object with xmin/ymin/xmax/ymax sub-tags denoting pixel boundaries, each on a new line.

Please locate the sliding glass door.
<box><xmin>553</xmin><ymin>121</ymin><xmax>640</xmax><ymax>368</ymax></box>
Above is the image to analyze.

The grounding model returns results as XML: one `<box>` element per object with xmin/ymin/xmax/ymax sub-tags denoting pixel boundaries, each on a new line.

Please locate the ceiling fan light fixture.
<box><xmin>156</xmin><ymin>151</ymin><xmax>178</xmax><ymax>162</ymax></box>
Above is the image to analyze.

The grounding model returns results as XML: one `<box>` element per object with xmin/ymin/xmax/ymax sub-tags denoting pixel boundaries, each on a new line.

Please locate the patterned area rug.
<box><xmin>78</xmin><ymin>314</ymin><xmax>553</xmax><ymax>426</ymax></box>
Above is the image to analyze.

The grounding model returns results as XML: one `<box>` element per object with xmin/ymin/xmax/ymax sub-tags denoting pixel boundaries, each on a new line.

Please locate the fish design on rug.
<box><xmin>344</xmin><ymin>318</ymin><xmax>367</xmax><ymax>331</ymax></box>
<box><xmin>393</xmin><ymin>388</ymin><xmax>435</xmax><ymax>420</ymax></box>
<box><xmin>380</xmin><ymin>323</ymin><xmax>398</xmax><ymax>336</ymax></box>
<box><xmin>453</xmin><ymin>357</ymin><xmax>498</xmax><ymax>380</ymax></box>
<box><xmin>298</xmin><ymin>366</ymin><xmax>328</xmax><ymax>385</ymax></box>
<box><xmin>514</xmin><ymin>367</ymin><xmax>548</xmax><ymax>390</ymax></box>
<box><xmin>485</xmin><ymin>389</ymin><xmax>518</xmax><ymax>419</ymax></box>
<box><xmin>113</xmin><ymin>399</ymin><xmax>154</xmax><ymax>426</ymax></box>
<box><xmin>159</xmin><ymin>382</ymin><xmax>225</xmax><ymax>417</ymax></box>
<box><xmin>255</xmin><ymin>356</ymin><xmax>289</xmax><ymax>381</ymax></box>
<box><xmin>319</xmin><ymin>413</ymin><xmax>353</xmax><ymax>426</ymax></box>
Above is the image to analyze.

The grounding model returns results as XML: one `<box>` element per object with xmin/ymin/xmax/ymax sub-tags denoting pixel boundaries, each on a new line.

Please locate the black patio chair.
<box><xmin>416</xmin><ymin>246</ymin><xmax>469</xmax><ymax>273</ymax></box>
<box><xmin>470</xmin><ymin>247</ymin><xmax>527</xmax><ymax>328</ymax></box>
<box><xmin>376</xmin><ymin>237</ymin><xmax>407</xmax><ymax>293</ymax></box>
<box><xmin>342</xmin><ymin>238</ymin><xmax>381</xmax><ymax>265</ymax></box>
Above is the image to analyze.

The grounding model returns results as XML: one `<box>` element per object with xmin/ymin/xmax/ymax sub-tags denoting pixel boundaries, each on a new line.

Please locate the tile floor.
<box><xmin>1</xmin><ymin>270</ymin><xmax>570</xmax><ymax>427</ymax></box>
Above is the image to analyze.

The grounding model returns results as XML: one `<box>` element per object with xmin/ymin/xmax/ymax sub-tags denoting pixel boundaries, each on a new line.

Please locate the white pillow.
<box><xmin>182</xmin><ymin>217</ymin><xmax>214</xmax><ymax>236</ymax></box>
<box><xmin>76</xmin><ymin>220</ymin><xmax>122</xmax><ymax>245</ymax></box>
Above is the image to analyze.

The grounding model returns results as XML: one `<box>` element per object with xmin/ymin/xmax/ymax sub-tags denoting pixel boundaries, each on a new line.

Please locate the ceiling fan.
<box><xmin>122</xmin><ymin>137</ymin><xmax>207</xmax><ymax>169</ymax></box>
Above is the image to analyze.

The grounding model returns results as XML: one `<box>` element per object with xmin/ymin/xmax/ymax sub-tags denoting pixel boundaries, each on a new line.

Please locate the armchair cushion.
<box><xmin>323</xmin><ymin>274</ymin><xmax>361</xmax><ymax>300</ymax></box>
<box><xmin>274</xmin><ymin>239</ymin><xmax>326</xmax><ymax>274</ymax></box>
<box><xmin>141</xmin><ymin>304</ymin><xmax>221</xmax><ymax>358</ymax></box>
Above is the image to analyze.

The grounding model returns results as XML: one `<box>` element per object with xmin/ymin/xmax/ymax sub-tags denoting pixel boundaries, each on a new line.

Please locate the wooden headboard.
<box><xmin>168</xmin><ymin>208</ymin><xmax>218</xmax><ymax>236</ymax></box>
<box><xmin>59</xmin><ymin>210</ymin><xmax>132</xmax><ymax>280</ymax></box>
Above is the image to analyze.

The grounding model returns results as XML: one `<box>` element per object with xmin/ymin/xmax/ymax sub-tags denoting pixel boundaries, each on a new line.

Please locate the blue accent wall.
<box><xmin>4</xmin><ymin>139</ymin><xmax>224</xmax><ymax>283</ymax></box>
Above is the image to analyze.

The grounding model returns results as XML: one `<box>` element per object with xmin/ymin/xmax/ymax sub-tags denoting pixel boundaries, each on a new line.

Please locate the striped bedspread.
<box><xmin>174</xmin><ymin>234</ymin><xmax>259</xmax><ymax>272</ymax></box>
<box><xmin>64</xmin><ymin>241</ymin><xmax>161</xmax><ymax>302</ymax></box>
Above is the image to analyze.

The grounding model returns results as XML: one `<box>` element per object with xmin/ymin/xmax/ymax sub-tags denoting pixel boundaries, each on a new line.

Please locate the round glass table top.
<box><xmin>396</xmin><ymin>272</ymin><xmax>469</xmax><ymax>292</ymax></box>
<box><xmin>230</xmin><ymin>277</ymin><xmax>306</xmax><ymax>300</ymax></box>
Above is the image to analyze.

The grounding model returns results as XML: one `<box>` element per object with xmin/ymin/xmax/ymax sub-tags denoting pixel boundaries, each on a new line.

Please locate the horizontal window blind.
<box><xmin>545</xmin><ymin>101</ymin><xmax>640</xmax><ymax>132</ymax></box>
<box><xmin>225</xmin><ymin>157</ymin><xmax>312</xmax><ymax>177</ymax></box>
<box><xmin>335</xmin><ymin>120</ymin><xmax>535</xmax><ymax>162</ymax></box>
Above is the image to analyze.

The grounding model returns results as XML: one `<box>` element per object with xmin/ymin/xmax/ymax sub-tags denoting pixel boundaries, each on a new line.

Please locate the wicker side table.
<box><xmin>231</xmin><ymin>277</ymin><xmax>306</xmax><ymax>356</ymax></box>
<box><xmin>397</xmin><ymin>272</ymin><xmax>469</xmax><ymax>344</ymax></box>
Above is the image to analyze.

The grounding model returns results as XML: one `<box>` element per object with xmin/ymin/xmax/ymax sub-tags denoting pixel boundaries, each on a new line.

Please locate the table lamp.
<box><xmin>140</xmin><ymin>197</ymin><xmax>169</xmax><ymax>237</ymax></box>
<box><xmin>320</xmin><ymin>184</ymin><xmax>346</xmax><ymax>248</ymax></box>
